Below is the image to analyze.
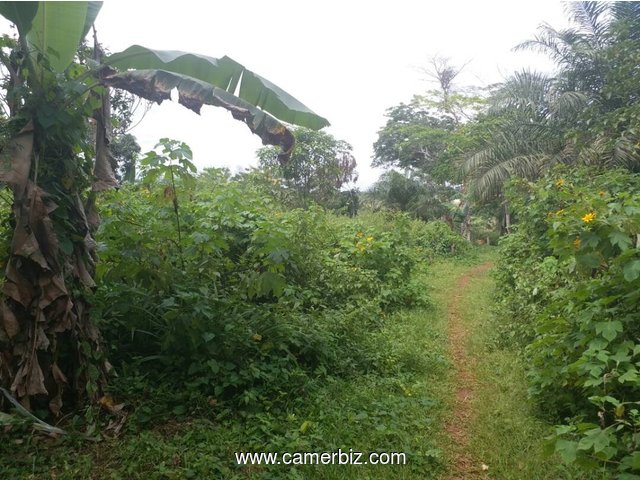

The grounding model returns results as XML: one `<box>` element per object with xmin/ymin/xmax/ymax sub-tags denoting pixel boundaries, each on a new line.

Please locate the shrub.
<box><xmin>93</xmin><ymin>170</ymin><xmax>429</xmax><ymax>413</ymax></box>
<box><xmin>494</xmin><ymin>167</ymin><xmax>640</xmax><ymax>477</ymax></box>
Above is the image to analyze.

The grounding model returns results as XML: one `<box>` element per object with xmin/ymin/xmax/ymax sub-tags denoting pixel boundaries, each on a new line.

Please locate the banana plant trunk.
<box><xmin>0</xmin><ymin>88</ymin><xmax>116</xmax><ymax>415</ymax></box>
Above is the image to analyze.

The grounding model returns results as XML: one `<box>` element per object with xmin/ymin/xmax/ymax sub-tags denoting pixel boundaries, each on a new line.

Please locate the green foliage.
<box><xmin>1</xmin><ymin>266</ymin><xmax>450</xmax><ymax>479</ymax></box>
<box><xmin>466</xmin><ymin>2</ymin><xmax>640</xmax><ymax>201</ymax></box>
<box><xmin>371</xmin><ymin>64</ymin><xmax>491</xmax><ymax>243</ymax></box>
<box><xmin>409</xmin><ymin>219</ymin><xmax>469</xmax><ymax>259</ymax></box>
<box><xmin>0</xmin><ymin>0</ymin><xmax>331</xmax><ymax>414</ymax></box>
<box><xmin>256</xmin><ymin>127</ymin><xmax>357</xmax><ymax>210</ymax></box>
<box><xmin>92</xmin><ymin>170</ymin><xmax>434</xmax><ymax>414</ymax></box>
<box><xmin>366</xmin><ymin>171</ymin><xmax>457</xmax><ymax>222</ymax></box>
<box><xmin>372</xmin><ymin>98</ymin><xmax>456</xmax><ymax>180</ymax></box>
<box><xmin>494</xmin><ymin>167</ymin><xmax>640</xmax><ymax>477</ymax></box>
<box><xmin>373</xmin><ymin>93</ymin><xmax>484</xmax><ymax>184</ymax></box>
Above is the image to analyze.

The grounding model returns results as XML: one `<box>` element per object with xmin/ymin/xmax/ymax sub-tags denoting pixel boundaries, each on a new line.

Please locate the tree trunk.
<box><xmin>461</xmin><ymin>201</ymin><xmax>472</xmax><ymax>242</ymax></box>
<box><xmin>0</xmin><ymin>123</ymin><xmax>110</xmax><ymax>414</ymax></box>
<box><xmin>0</xmin><ymin>65</ymin><xmax>117</xmax><ymax>414</ymax></box>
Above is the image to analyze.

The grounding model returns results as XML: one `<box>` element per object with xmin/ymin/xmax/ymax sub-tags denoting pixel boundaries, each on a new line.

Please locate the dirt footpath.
<box><xmin>443</xmin><ymin>262</ymin><xmax>493</xmax><ymax>480</ymax></box>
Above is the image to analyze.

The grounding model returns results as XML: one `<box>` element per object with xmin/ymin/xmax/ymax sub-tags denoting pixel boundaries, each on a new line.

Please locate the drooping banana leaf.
<box><xmin>106</xmin><ymin>45</ymin><xmax>330</xmax><ymax>130</ymax></box>
<box><xmin>102</xmin><ymin>68</ymin><xmax>296</xmax><ymax>161</ymax></box>
<box><xmin>81</xmin><ymin>2</ymin><xmax>102</xmax><ymax>41</ymax></box>
<box><xmin>0</xmin><ymin>1</ymin><xmax>103</xmax><ymax>73</ymax></box>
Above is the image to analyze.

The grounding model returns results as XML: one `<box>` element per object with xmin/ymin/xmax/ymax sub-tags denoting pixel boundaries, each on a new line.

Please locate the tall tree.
<box><xmin>463</xmin><ymin>71</ymin><xmax>583</xmax><ymax>201</ymax></box>
<box><xmin>257</xmin><ymin>127</ymin><xmax>357</xmax><ymax>209</ymax></box>
<box><xmin>373</xmin><ymin>59</ymin><xmax>484</xmax><ymax>236</ymax></box>
<box><xmin>372</xmin><ymin>98</ymin><xmax>456</xmax><ymax>181</ymax></box>
<box><xmin>0</xmin><ymin>1</ymin><xmax>328</xmax><ymax>413</ymax></box>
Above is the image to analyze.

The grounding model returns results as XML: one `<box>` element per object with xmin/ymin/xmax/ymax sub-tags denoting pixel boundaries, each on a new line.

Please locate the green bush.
<box><xmin>409</xmin><ymin>219</ymin><xmax>470</xmax><ymax>259</ymax></box>
<box><xmin>494</xmin><ymin>167</ymin><xmax>640</xmax><ymax>478</ymax></box>
<box><xmin>92</xmin><ymin>170</ymin><xmax>429</xmax><ymax>414</ymax></box>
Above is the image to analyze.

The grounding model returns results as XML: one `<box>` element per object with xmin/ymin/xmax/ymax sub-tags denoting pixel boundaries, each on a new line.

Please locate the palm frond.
<box><xmin>515</xmin><ymin>24</ymin><xmax>579</xmax><ymax>67</ymax></box>
<box><xmin>468</xmin><ymin>152</ymin><xmax>549</xmax><ymax>201</ymax></box>
<box><xmin>550</xmin><ymin>91</ymin><xmax>588</xmax><ymax>117</ymax></box>
<box><xmin>567</xmin><ymin>1</ymin><xmax>610</xmax><ymax>47</ymax></box>
<box><xmin>611</xmin><ymin>134</ymin><xmax>640</xmax><ymax>171</ymax></box>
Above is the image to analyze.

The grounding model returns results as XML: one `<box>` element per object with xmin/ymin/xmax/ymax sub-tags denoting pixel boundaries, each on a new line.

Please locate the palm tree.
<box><xmin>0</xmin><ymin>1</ymin><xmax>328</xmax><ymax>413</ymax></box>
<box><xmin>464</xmin><ymin>71</ymin><xmax>583</xmax><ymax>201</ymax></box>
<box><xmin>465</xmin><ymin>1</ymin><xmax>640</xmax><ymax>202</ymax></box>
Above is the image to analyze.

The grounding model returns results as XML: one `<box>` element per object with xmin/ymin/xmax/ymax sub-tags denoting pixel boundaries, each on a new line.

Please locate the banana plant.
<box><xmin>0</xmin><ymin>1</ymin><xmax>328</xmax><ymax>413</ymax></box>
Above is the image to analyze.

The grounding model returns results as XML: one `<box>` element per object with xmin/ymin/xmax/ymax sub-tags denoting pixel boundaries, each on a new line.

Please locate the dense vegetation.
<box><xmin>94</xmin><ymin>163</ymin><xmax>447</xmax><ymax>410</ymax></box>
<box><xmin>2</xmin><ymin>1</ymin><xmax>640</xmax><ymax>479</ymax></box>
<box><xmin>493</xmin><ymin>168</ymin><xmax>640</xmax><ymax>477</ymax></box>
<box><xmin>484</xmin><ymin>4</ymin><xmax>640</xmax><ymax>478</ymax></box>
<box><xmin>1</xmin><ymin>160</ymin><xmax>470</xmax><ymax>478</ymax></box>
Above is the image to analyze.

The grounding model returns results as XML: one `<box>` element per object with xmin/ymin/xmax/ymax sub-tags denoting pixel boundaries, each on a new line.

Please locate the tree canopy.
<box><xmin>464</xmin><ymin>1</ymin><xmax>640</xmax><ymax>201</ymax></box>
<box><xmin>257</xmin><ymin>127</ymin><xmax>357</xmax><ymax>209</ymax></box>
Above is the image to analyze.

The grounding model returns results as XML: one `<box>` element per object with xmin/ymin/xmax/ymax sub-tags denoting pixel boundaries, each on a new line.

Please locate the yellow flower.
<box><xmin>581</xmin><ymin>212</ymin><xmax>596</xmax><ymax>223</ymax></box>
<box><xmin>356</xmin><ymin>231</ymin><xmax>364</xmax><ymax>238</ymax></box>
<box><xmin>366</xmin><ymin>236</ymin><xmax>374</xmax><ymax>242</ymax></box>
<box><xmin>573</xmin><ymin>237</ymin><xmax>581</xmax><ymax>248</ymax></box>
<box><xmin>555</xmin><ymin>209</ymin><xmax>565</xmax><ymax>216</ymax></box>
<box><xmin>598</xmin><ymin>191</ymin><xmax>606</xmax><ymax>197</ymax></box>
<box><xmin>555</xmin><ymin>179</ymin><xmax>565</xmax><ymax>187</ymax></box>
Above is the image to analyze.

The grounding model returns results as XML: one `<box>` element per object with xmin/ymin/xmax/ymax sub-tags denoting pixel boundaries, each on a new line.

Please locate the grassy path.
<box><xmin>443</xmin><ymin>262</ymin><xmax>493</xmax><ymax>480</ymax></box>
<box><xmin>431</xmin><ymin>249</ymin><xmax>586</xmax><ymax>480</ymax></box>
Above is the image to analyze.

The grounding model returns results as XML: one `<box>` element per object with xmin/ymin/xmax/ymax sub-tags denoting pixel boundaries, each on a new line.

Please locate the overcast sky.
<box><xmin>93</xmin><ymin>0</ymin><xmax>570</xmax><ymax>188</ymax></box>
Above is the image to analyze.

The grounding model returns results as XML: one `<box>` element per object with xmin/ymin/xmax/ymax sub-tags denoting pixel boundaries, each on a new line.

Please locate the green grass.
<box><xmin>1</xmin><ymin>266</ymin><xmax>452</xmax><ymax>479</ymax></box>
<box><xmin>1</xmin><ymin>247</ymin><xmax>590</xmax><ymax>479</ymax></box>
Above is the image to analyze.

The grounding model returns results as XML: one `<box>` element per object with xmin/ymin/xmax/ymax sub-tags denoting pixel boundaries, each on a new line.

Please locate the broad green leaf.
<box><xmin>206</xmin><ymin>359</ymin><xmax>220</xmax><ymax>374</ymax></box>
<box><xmin>27</xmin><ymin>1</ymin><xmax>89</xmax><ymax>72</ymax></box>
<box><xmin>103</xmin><ymin>69</ymin><xmax>296</xmax><ymax>160</ymax></box>
<box><xmin>584</xmin><ymin>377</ymin><xmax>604</xmax><ymax>387</ymax></box>
<box><xmin>610</xmin><ymin>347</ymin><xmax>631</xmax><ymax>364</ymax></box>
<box><xmin>577</xmin><ymin>428</ymin><xmax>611</xmax><ymax>454</ymax></box>
<box><xmin>609</xmin><ymin>231</ymin><xmax>632</xmax><ymax>251</ymax></box>
<box><xmin>623</xmin><ymin>259</ymin><xmax>640</xmax><ymax>282</ymax></box>
<box><xmin>258</xmin><ymin>271</ymin><xmax>286</xmax><ymax>297</ymax></box>
<box><xmin>106</xmin><ymin>45</ymin><xmax>330</xmax><ymax>130</ymax></box>
<box><xmin>595</xmin><ymin>321</ymin><xmax>623</xmax><ymax>342</ymax></box>
<box><xmin>621</xmin><ymin>451</ymin><xmax>640</xmax><ymax>470</ymax></box>
<box><xmin>618</xmin><ymin>368</ymin><xmax>638</xmax><ymax>384</ymax></box>
<box><xmin>201</xmin><ymin>332</ymin><xmax>215</xmax><ymax>343</ymax></box>
<box><xmin>555</xmin><ymin>439</ymin><xmax>578</xmax><ymax>464</ymax></box>
<box><xmin>0</xmin><ymin>1</ymin><xmax>38</xmax><ymax>36</ymax></box>
<box><xmin>81</xmin><ymin>2</ymin><xmax>102</xmax><ymax>41</ymax></box>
